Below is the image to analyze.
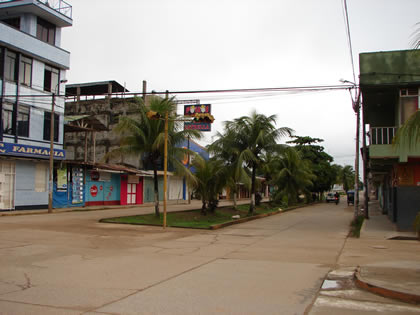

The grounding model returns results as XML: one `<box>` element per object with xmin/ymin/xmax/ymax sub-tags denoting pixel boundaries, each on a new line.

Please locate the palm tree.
<box><xmin>190</xmin><ymin>156</ymin><xmax>227</xmax><ymax>215</ymax></box>
<box><xmin>339</xmin><ymin>165</ymin><xmax>355</xmax><ymax>193</ymax></box>
<box><xmin>208</xmin><ymin>129</ymin><xmax>250</xmax><ymax>209</ymax></box>
<box><xmin>224</xmin><ymin>110</ymin><xmax>293</xmax><ymax>215</ymax></box>
<box><xmin>393</xmin><ymin>111</ymin><xmax>420</xmax><ymax>150</ymax></box>
<box><xmin>410</xmin><ymin>22</ymin><xmax>420</xmax><ymax>49</ymax></box>
<box><xmin>271</xmin><ymin>147</ymin><xmax>315</xmax><ymax>206</ymax></box>
<box><xmin>109</xmin><ymin>96</ymin><xmax>201</xmax><ymax>217</ymax></box>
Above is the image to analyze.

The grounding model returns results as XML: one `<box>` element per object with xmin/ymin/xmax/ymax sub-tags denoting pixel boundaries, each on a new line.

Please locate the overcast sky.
<box><xmin>62</xmin><ymin>0</ymin><xmax>420</xmax><ymax>167</ymax></box>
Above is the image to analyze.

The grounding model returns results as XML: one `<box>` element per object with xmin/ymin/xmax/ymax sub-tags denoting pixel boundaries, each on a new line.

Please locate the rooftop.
<box><xmin>0</xmin><ymin>0</ymin><xmax>72</xmax><ymax>24</ymax></box>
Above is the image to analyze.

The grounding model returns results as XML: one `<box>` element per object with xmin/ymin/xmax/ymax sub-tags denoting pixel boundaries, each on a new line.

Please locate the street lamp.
<box><xmin>48</xmin><ymin>79</ymin><xmax>68</xmax><ymax>213</ymax></box>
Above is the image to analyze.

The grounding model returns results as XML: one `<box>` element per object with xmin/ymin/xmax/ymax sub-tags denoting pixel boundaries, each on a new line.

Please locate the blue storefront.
<box><xmin>0</xmin><ymin>142</ymin><xmax>66</xmax><ymax>210</ymax></box>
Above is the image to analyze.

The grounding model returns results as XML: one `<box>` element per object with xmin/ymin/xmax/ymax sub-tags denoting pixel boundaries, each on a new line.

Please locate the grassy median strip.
<box><xmin>100</xmin><ymin>203</ymin><xmax>281</xmax><ymax>229</ymax></box>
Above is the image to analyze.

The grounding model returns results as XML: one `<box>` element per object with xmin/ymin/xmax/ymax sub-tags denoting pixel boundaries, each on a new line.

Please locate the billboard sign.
<box><xmin>184</xmin><ymin>104</ymin><xmax>212</xmax><ymax>132</ymax></box>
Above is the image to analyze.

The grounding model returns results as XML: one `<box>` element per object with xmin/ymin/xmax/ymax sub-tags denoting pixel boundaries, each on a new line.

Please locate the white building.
<box><xmin>0</xmin><ymin>0</ymin><xmax>72</xmax><ymax>210</ymax></box>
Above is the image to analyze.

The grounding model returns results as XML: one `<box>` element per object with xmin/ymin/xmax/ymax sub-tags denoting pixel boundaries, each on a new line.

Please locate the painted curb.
<box><xmin>354</xmin><ymin>266</ymin><xmax>420</xmax><ymax>305</ymax></box>
<box><xmin>210</xmin><ymin>210</ymin><xmax>281</xmax><ymax>230</ymax></box>
<box><xmin>209</xmin><ymin>202</ymin><xmax>319</xmax><ymax>230</ymax></box>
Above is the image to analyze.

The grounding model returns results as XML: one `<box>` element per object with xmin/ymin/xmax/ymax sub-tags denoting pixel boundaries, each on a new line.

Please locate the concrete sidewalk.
<box><xmin>310</xmin><ymin>200</ymin><xmax>420</xmax><ymax>314</ymax></box>
<box><xmin>0</xmin><ymin>198</ymin><xmax>257</xmax><ymax>217</ymax></box>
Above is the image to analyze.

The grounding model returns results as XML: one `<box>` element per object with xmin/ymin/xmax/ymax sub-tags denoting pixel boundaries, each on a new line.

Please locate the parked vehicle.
<box><xmin>326</xmin><ymin>192</ymin><xmax>336</xmax><ymax>203</ymax></box>
<box><xmin>347</xmin><ymin>190</ymin><xmax>355</xmax><ymax>206</ymax></box>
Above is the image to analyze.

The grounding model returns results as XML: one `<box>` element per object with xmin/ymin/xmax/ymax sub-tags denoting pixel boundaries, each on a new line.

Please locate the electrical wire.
<box><xmin>342</xmin><ymin>0</ymin><xmax>357</xmax><ymax>85</ymax></box>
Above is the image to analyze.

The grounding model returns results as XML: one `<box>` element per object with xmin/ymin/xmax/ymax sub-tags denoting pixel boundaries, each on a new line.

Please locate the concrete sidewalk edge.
<box><xmin>354</xmin><ymin>266</ymin><xmax>420</xmax><ymax>305</ymax></box>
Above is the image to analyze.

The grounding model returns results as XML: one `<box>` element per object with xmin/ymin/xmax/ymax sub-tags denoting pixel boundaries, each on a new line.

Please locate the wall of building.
<box><xmin>395</xmin><ymin>186</ymin><xmax>420</xmax><ymax>231</ymax></box>
<box><xmin>85</xmin><ymin>171</ymin><xmax>120</xmax><ymax>206</ymax></box>
<box><xmin>65</xmin><ymin>98</ymin><xmax>142</xmax><ymax>168</ymax></box>
<box><xmin>14</xmin><ymin>160</ymin><xmax>48</xmax><ymax>209</ymax></box>
<box><xmin>143</xmin><ymin>176</ymin><xmax>164</xmax><ymax>203</ymax></box>
<box><xmin>169</xmin><ymin>176</ymin><xmax>184</xmax><ymax>200</ymax></box>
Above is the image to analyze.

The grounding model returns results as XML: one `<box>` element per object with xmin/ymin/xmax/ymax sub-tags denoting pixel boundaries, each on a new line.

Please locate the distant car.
<box><xmin>326</xmin><ymin>192</ymin><xmax>336</xmax><ymax>203</ymax></box>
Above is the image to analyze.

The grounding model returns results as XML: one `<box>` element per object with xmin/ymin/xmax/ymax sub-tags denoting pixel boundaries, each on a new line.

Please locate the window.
<box><xmin>2</xmin><ymin>103</ymin><xmax>14</xmax><ymax>135</ymax></box>
<box><xmin>35</xmin><ymin>163</ymin><xmax>47</xmax><ymax>192</ymax></box>
<box><xmin>17</xmin><ymin>105</ymin><xmax>30</xmax><ymax>137</ymax></box>
<box><xmin>2</xmin><ymin>17</ymin><xmax>20</xmax><ymax>30</ymax></box>
<box><xmin>2</xmin><ymin>104</ymin><xmax>30</xmax><ymax>137</ymax></box>
<box><xmin>19</xmin><ymin>56</ymin><xmax>32</xmax><ymax>86</ymax></box>
<box><xmin>400</xmin><ymin>87</ymin><xmax>419</xmax><ymax>124</ymax></box>
<box><xmin>36</xmin><ymin>18</ymin><xmax>55</xmax><ymax>45</ymax></box>
<box><xmin>5</xmin><ymin>50</ymin><xmax>17</xmax><ymax>81</ymax></box>
<box><xmin>43</xmin><ymin>65</ymin><xmax>59</xmax><ymax>92</ymax></box>
<box><xmin>43</xmin><ymin>111</ymin><xmax>59</xmax><ymax>142</ymax></box>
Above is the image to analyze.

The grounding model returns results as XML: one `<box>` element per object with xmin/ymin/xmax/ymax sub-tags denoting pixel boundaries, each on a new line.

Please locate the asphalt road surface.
<box><xmin>0</xmin><ymin>200</ymin><xmax>353</xmax><ymax>314</ymax></box>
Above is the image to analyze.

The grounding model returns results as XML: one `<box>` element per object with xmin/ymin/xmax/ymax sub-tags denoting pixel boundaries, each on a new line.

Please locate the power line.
<box><xmin>4</xmin><ymin>84</ymin><xmax>356</xmax><ymax>99</ymax></box>
<box><xmin>342</xmin><ymin>0</ymin><xmax>357</xmax><ymax>84</ymax></box>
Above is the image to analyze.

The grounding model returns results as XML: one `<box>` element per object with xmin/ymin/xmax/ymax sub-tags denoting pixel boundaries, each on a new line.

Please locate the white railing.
<box><xmin>369</xmin><ymin>127</ymin><xmax>397</xmax><ymax>145</ymax></box>
<box><xmin>0</xmin><ymin>0</ymin><xmax>72</xmax><ymax>19</ymax></box>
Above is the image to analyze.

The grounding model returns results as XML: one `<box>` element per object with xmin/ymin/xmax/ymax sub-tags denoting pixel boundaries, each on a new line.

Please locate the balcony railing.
<box><xmin>0</xmin><ymin>0</ymin><xmax>72</xmax><ymax>19</ymax></box>
<box><xmin>369</xmin><ymin>127</ymin><xmax>397</xmax><ymax>145</ymax></box>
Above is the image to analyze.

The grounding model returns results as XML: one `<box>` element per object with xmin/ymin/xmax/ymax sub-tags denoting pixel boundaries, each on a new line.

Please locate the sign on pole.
<box><xmin>184</xmin><ymin>104</ymin><xmax>212</xmax><ymax>132</ymax></box>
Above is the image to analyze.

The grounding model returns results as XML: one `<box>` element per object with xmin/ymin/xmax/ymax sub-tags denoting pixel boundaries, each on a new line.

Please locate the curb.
<box><xmin>209</xmin><ymin>202</ymin><xmax>318</xmax><ymax>230</ymax></box>
<box><xmin>354</xmin><ymin>266</ymin><xmax>420</xmax><ymax>305</ymax></box>
<box><xmin>210</xmin><ymin>210</ymin><xmax>281</xmax><ymax>230</ymax></box>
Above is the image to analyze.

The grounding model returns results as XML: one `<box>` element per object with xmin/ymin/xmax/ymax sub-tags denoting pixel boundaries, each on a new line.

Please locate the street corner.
<box><xmin>354</xmin><ymin>264</ymin><xmax>420</xmax><ymax>305</ymax></box>
<box><xmin>308</xmin><ymin>267</ymin><xmax>420</xmax><ymax>314</ymax></box>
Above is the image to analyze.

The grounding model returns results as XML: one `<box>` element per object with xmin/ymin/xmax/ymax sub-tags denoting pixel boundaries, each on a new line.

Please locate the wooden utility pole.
<box><xmin>48</xmin><ymin>93</ymin><xmax>55</xmax><ymax>213</ymax></box>
<box><xmin>163</xmin><ymin>90</ymin><xmax>169</xmax><ymax>229</ymax></box>
<box><xmin>362</xmin><ymin>102</ymin><xmax>369</xmax><ymax>219</ymax></box>
<box><xmin>354</xmin><ymin>91</ymin><xmax>361</xmax><ymax>219</ymax></box>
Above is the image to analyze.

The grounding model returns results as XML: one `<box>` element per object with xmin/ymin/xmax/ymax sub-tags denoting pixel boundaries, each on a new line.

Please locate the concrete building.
<box><xmin>0</xmin><ymin>0</ymin><xmax>72</xmax><ymax>210</ymax></box>
<box><xmin>360</xmin><ymin>49</ymin><xmax>420</xmax><ymax>230</ymax></box>
<box><xmin>64</xmin><ymin>82</ymin><xmax>198</xmax><ymax>206</ymax></box>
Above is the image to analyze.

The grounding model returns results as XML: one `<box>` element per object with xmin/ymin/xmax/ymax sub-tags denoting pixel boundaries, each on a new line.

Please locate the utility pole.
<box><xmin>48</xmin><ymin>93</ymin><xmax>55</xmax><ymax>213</ymax></box>
<box><xmin>163</xmin><ymin>90</ymin><xmax>169</xmax><ymax>229</ymax></box>
<box><xmin>354</xmin><ymin>90</ymin><xmax>361</xmax><ymax>219</ymax></box>
<box><xmin>362</xmin><ymin>101</ymin><xmax>369</xmax><ymax>219</ymax></box>
<box><xmin>142</xmin><ymin>80</ymin><xmax>147</xmax><ymax>105</ymax></box>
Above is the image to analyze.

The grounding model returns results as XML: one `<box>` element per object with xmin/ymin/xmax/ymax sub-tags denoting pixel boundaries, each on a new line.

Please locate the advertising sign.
<box><xmin>57</xmin><ymin>167</ymin><xmax>67</xmax><ymax>191</ymax></box>
<box><xmin>0</xmin><ymin>142</ymin><xmax>65</xmax><ymax>159</ymax></box>
<box><xmin>184</xmin><ymin>104</ymin><xmax>212</xmax><ymax>132</ymax></box>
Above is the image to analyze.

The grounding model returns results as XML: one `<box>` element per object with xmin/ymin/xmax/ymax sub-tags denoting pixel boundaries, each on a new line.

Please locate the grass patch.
<box><xmin>100</xmin><ymin>202</ymin><xmax>280</xmax><ymax>229</ymax></box>
<box><xmin>350</xmin><ymin>215</ymin><xmax>365</xmax><ymax>238</ymax></box>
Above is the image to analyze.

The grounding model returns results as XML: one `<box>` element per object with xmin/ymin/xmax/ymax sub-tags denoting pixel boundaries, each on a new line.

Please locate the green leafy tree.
<box><xmin>393</xmin><ymin>111</ymin><xmax>420</xmax><ymax>150</ymax></box>
<box><xmin>338</xmin><ymin>165</ymin><xmax>355</xmax><ymax>193</ymax></box>
<box><xmin>208</xmin><ymin>129</ymin><xmax>250</xmax><ymax>209</ymax></box>
<box><xmin>190</xmin><ymin>157</ymin><xmax>228</xmax><ymax>215</ymax></box>
<box><xmin>109</xmin><ymin>96</ymin><xmax>201</xmax><ymax>217</ymax></box>
<box><xmin>287</xmin><ymin>136</ymin><xmax>337</xmax><ymax>198</ymax></box>
<box><xmin>224</xmin><ymin>111</ymin><xmax>293</xmax><ymax>214</ymax></box>
<box><xmin>270</xmin><ymin>147</ymin><xmax>315</xmax><ymax>206</ymax></box>
<box><xmin>410</xmin><ymin>22</ymin><xmax>420</xmax><ymax>49</ymax></box>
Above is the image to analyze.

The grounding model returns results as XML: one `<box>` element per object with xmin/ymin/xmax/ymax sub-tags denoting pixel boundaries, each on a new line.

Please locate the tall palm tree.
<box><xmin>190</xmin><ymin>156</ymin><xmax>227</xmax><ymax>215</ymax></box>
<box><xmin>339</xmin><ymin>165</ymin><xmax>355</xmax><ymax>193</ymax></box>
<box><xmin>393</xmin><ymin>111</ymin><xmax>420</xmax><ymax>150</ymax></box>
<box><xmin>208</xmin><ymin>129</ymin><xmax>250</xmax><ymax>209</ymax></box>
<box><xmin>225</xmin><ymin>110</ymin><xmax>293</xmax><ymax>214</ymax></box>
<box><xmin>109</xmin><ymin>96</ymin><xmax>201</xmax><ymax>217</ymax></box>
<box><xmin>271</xmin><ymin>147</ymin><xmax>315</xmax><ymax>206</ymax></box>
<box><xmin>410</xmin><ymin>22</ymin><xmax>420</xmax><ymax>49</ymax></box>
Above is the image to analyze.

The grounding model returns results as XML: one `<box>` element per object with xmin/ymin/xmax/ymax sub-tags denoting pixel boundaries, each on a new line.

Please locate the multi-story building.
<box><xmin>0</xmin><ymin>0</ymin><xmax>72</xmax><ymax>210</ymax></box>
<box><xmin>360</xmin><ymin>49</ymin><xmax>420</xmax><ymax>230</ymax></box>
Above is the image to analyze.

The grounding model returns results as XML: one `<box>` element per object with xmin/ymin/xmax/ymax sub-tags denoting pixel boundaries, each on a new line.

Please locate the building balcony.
<box><xmin>369</xmin><ymin>126</ymin><xmax>420</xmax><ymax>162</ymax></box>
<box><xmin>0</xmin><ymin>21</ymin><xmax>70</xmax><ymax>69</ymax></box>
<box><xmin>0</xmin><ymin>0</ymin><xmax>72</xmax><ymax>26</ymax></box>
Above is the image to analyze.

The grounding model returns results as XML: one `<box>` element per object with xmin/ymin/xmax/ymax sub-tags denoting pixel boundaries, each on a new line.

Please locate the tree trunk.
<box><xmin>249</xmin><ymin>164</ymin><xmax>256</xmax><ymax>215</ymax></box>
<box><xmin>153</xmin><ymin>165</ymin><xmax>160</xmax><ymax>217</ymax></box>
<box><xmin>201</xmin><ymin>200</ymin><xmax>207</xmax><ymax>215</ymax></box>
<box><xmin>233</xmin><ymin>191</ymin><xmax>237</xmax><ymax>210</ymax></box>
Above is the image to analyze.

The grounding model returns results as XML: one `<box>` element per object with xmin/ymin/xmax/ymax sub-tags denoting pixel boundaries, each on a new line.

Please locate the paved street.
<box><xmin>0</xmin><ymin>200</ymin><xmax>354</xmax><ymax>314</ymax></box>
